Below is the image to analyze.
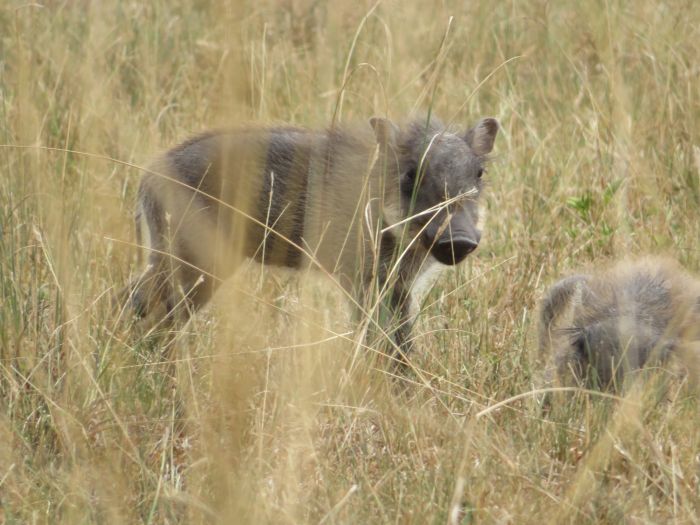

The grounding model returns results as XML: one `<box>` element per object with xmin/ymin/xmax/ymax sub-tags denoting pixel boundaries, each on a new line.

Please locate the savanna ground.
<box><xmin>2</xmin><ymin>0</ymin><xmax>700</xmax><ymax>523</ymax></box>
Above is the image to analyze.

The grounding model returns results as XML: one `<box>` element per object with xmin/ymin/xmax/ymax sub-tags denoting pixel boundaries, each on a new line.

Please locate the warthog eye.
<box><xmin>567</xmin><ymin>330</ymin><xmax>587</xmax><ymax>357</ymax></box>
<box><xmin>401</xmin><ymin>168</ymin><xmax>418</xmax><ymax>194</ymax></box>
<box><xmin>477</xmin><ymin>168</ymin><xmax>485</xmax><ymax>179</ymax></box>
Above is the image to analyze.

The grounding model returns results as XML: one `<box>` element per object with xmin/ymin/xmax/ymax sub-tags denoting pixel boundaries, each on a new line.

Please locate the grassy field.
<box><xmin>2</xmin><ymin>0</ymin><xmax>700</xmax><ymax>522</ymax></box>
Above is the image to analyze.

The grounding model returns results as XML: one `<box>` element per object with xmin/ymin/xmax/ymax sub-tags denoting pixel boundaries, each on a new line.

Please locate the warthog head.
<box><xmin>371</xmin><ymin>116</ymin><xmax>499</xmax><ymax>265</ymax></box>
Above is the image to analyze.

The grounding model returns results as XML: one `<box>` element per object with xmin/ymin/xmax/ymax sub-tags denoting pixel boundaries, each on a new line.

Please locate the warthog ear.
<box><xmin>465</xmin><ymin>117</ymin><xmax>499</xmax><ymax>156</ymax></box>
<box><xmin>369</xmin><ymin>117</ymin><xmax>399</xmax><ymax>146</ymax></box>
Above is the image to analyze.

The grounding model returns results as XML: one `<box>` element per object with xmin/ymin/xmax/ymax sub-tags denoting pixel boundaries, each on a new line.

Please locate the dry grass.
<box><xmin>2</xmin><ymin>0</ymin><xmax>700</xmax><ymax>523</ymax></box>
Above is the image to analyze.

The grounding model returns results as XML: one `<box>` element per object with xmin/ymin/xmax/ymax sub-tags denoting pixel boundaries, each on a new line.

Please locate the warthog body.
<box><xmin>125</xmin><ymin>115</ymin><xmax>498</xmax><ymax>356</ymax></box>
<box><xmin>539</xmin><ymin>257</ymin><xmax>700</xmax><ymax>390</ymax></box>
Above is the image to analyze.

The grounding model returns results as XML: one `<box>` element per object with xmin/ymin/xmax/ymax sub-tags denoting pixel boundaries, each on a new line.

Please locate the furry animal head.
<box><xmin>370</xmin><ymin>116</ymin><xmax>498</xmax><ymax>265</ymax></box>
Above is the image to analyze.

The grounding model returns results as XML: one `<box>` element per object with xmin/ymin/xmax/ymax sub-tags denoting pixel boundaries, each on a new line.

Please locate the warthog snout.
<box><xmin>424</xmin><ymin>210</ymin><xmax>480</xmax><ymax>265</ymax></box>
<box><xmin>433</xmin><ymin>233</ymin><xmax>480</xmax><ymax>265</ymax></box>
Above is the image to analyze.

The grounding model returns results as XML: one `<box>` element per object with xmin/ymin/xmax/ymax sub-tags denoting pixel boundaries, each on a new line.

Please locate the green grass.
<box><xmin>2</xmin><ymin>0</ymin><xmax>700</xmax><ymax>522</ymax></box>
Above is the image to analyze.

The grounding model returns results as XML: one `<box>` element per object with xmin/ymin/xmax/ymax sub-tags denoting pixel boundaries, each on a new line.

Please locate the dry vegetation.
<box><xmin>2</xmin><ymin>0</ymin><xmax>700</xmax><ymax>523</ymax></box>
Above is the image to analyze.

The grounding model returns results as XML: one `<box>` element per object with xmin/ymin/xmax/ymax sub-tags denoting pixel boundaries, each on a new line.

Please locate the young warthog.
<box><xmin>124</xmin><ymin>115</ymin><xmax>499</xmax><ymax>357</ymax></box>
<box><xmin>539</xmin><ymin>257</ymin><xmax>700</xmax><ymax>390</ymax></box>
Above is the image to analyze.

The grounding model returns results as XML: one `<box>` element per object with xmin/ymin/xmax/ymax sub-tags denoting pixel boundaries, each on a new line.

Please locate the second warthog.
<box><xmin>539</xmin><ymin>257</ymin><xmax>700</xmax><ymax>390</ymax></box>
<box><xmin>125</xmin><ymin>115</ymin><xmax>499</xmax><ymax>358</ymax></box>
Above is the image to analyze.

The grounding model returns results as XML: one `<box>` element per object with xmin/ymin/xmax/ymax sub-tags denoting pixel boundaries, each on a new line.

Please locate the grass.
<box><xmin>2</xmin><ymin>0</ymin><xmax>700</xmax><ymax>522</ymax></box>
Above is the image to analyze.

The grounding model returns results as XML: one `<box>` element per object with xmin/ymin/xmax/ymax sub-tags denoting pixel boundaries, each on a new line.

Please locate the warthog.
<box><xmin>124</xmin><ymin>115</ymin><xmax>499</xmax><ymax>358</ymax></box>
<box><xmin>539</xmin><ymin>257</ymin><xmax>700</xmax><ymax>390</ymax></box>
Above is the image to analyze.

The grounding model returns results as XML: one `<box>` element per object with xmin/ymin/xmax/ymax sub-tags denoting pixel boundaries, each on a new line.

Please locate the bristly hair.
<box><xmin>558</xmin><ymin>325</ymin><xmax>585</xmax><ymax>344</ymax></box>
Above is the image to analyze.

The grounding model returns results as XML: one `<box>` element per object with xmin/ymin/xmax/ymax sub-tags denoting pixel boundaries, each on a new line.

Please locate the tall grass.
<box><xmin>1</xmin><ymin>0</ymin><xmax>700</xmax><ymax>522</ymax></box>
